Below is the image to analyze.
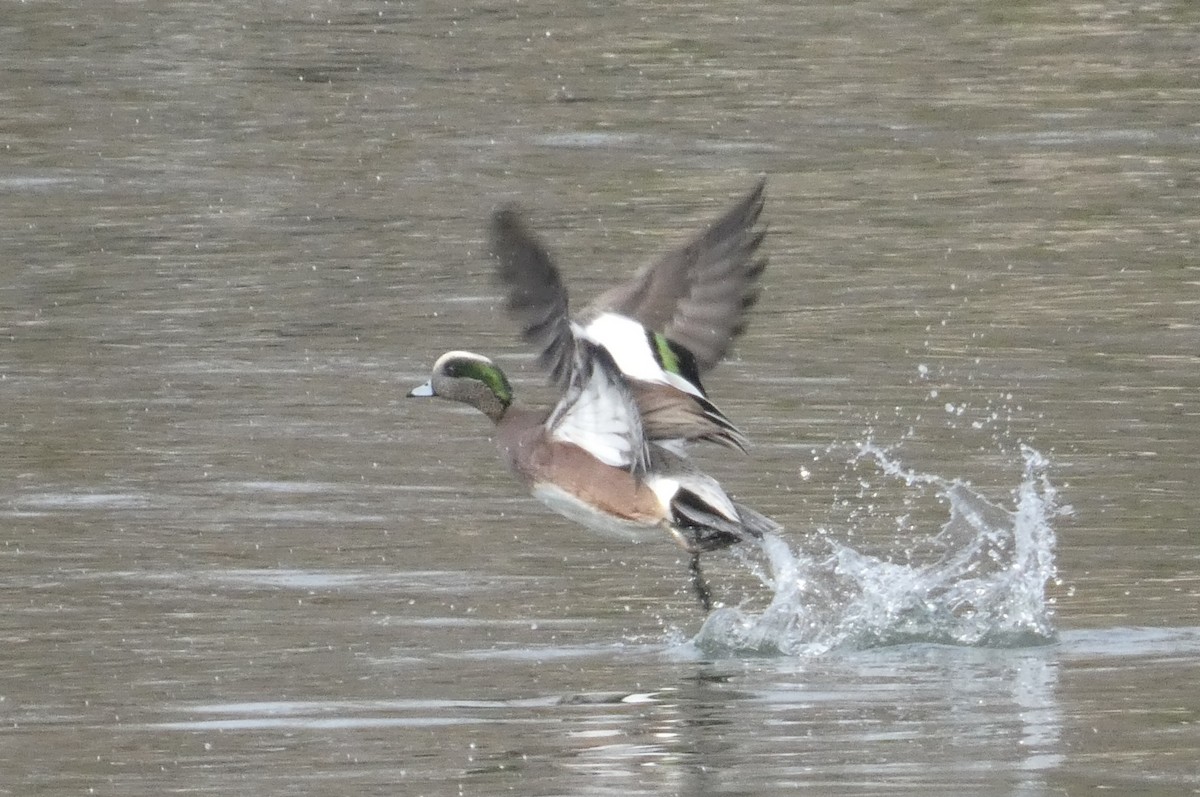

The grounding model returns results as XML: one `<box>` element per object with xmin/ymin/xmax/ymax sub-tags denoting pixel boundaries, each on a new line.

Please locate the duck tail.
<box><xmin>670</xmin><ymin>490</ymin><xmax>777</xmax><ymax>552</ymax></box>
<box><xmin>732</xmin><ymin>501</ymin><xmax>781</xmax><ymax>539</ymax></box>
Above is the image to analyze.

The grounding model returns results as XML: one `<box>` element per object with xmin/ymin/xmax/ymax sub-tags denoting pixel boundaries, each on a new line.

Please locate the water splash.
<box><xmin>694</xmin><ymin>444</ymin><xmax>1067</xmax><ymax>656</ymax></box>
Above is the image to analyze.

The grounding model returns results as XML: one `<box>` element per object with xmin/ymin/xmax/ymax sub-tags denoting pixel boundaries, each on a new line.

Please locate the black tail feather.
<box><xmin>671</xmin><ymin>490</ymin><xmax>777</xmax><ymax>553</ymax></box>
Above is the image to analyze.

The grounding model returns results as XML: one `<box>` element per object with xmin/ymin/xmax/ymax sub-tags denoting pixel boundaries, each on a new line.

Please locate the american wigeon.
<box><xmin>409</xmin><ymin>181</ymin><xmax>777</xmax><ymax>611</ymax></box>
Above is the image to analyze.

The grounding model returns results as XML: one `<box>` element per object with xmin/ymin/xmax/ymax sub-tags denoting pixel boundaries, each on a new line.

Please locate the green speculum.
<box><xmin>650</xmin><ymin>331</ymin><xmax>705</xmax><ymax>393</ymax></box>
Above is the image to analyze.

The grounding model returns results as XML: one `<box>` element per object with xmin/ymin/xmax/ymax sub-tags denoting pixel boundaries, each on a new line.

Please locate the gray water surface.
<box><xmin>3</xmin><ymin>1</ymin><xmax>1198</xmax><ymax>794</ymax></box>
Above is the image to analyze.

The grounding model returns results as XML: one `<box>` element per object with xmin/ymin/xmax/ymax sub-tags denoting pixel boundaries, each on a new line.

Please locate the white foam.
<box><xmin>694</xmin><ymin>444</ymin><xmax>1066</xmax><ymax>656</ymax></box>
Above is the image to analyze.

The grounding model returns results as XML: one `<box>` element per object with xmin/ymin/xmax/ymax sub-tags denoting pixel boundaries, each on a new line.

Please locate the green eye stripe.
<box><xmin>449</xmin><ymin>359</ymin><xmax>513</xmax><ymax>405</ymax></box>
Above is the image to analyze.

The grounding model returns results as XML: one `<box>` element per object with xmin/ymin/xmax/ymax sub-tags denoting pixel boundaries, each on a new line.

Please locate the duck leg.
<box><xmin>688</xmin><ymin>552</ymin><xmax>714</xmax><ymax>613</ymax></box>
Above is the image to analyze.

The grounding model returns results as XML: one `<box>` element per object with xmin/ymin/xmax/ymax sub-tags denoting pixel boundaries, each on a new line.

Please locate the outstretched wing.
<box><xmin>489</xmin><ymin>206</ymin><xmax>575</xmax><ymax>385</ymax></box>
<box><xmin>588</xmin><ymin>178</ymin><xmax>768</xmax><ymax>372</ymax></box>
<box><xmin>491</xmin><ymin>180</ymin><xmax>768</xmax><ymax>386</ymax></box>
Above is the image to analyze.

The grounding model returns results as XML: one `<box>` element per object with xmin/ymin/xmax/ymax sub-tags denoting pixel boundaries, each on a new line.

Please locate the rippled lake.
<box><xmin>3</xmin><ymin>1</ymin><xmax>1198</xmax><ymax>794</ymax></box>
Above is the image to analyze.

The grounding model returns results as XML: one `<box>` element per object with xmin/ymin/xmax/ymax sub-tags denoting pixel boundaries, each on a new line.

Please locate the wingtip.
<box><xmin>745</xmin><ymin>176</ymin><xmax>767</xmax><ymax>206</ymax></box>
<box><xmin>746</xmin><ymin>177</ymin><xmax>767</xmax><ymax>215</ymax></box>
<box><xmin>488</xmin><ymin>204</ymin><xmax>545</xmax><ymax>272</ymax></box>
<box><xmin>489</xmin><ymin>203</ymin><xmax>526</xmax><ymax>237</ymax></box>
<box><xmin>715</xmin><ymin>177</ymin><xmax>767</xmax><ymax>234</ymax></box>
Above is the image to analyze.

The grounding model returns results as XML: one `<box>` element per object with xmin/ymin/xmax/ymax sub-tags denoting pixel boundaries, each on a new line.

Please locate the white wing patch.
<box><xmin>580</xmin><ymin>313</ymin><xmax>706</xmax><ymax>400</ymax></box>
<box><xmin>579</xmin><ymin>313</ymin><xmax>660</xmax><ymax>380</ymax></box>
<box><xmin>547</xmin><ymin>341</ymin><xmax>649</xmax><ymax>472</ymax></box>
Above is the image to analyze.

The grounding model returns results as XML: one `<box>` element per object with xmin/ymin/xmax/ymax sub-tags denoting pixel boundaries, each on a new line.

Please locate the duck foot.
<box><xmin>688</xmin><ymin>552</ymin><xmax>714</xmax><ymax>613</ymax></box>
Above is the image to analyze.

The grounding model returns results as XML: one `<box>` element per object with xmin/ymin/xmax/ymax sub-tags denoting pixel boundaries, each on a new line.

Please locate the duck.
<box><xmin>408</xmin><ymin>180</ymin><xmax>777</xmax><ymax>611</ymax></box>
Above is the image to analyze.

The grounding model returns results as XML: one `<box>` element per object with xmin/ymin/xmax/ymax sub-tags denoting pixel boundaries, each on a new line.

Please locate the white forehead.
<box><xmin>433</xmin><ymin>350</ymin><xmax>493</xmax><ymax>370</ymax></box>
